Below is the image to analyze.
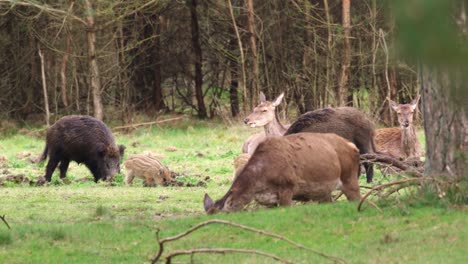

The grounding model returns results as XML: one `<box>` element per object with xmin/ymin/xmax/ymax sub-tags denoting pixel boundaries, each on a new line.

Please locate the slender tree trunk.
<box><xmin>337</xmin><ymin>0</ymin><xmax>351</xmax><ymax>106</ymax></box>
<box><xmin>303</xmin><ymin>0</ymin><xmax>313</xmax><ymax>112</ymax></box>
<box><xmin>422</xmin><ymin>66</ymin><xmax>467</xmax><ymax>179</ymax></box>
<box><xmin>323</xmin><ymin>0</ymin><xmax>334</xmax><ymax>106</ymax></box>
<box><xmin>227</xmin><ymin>0</ymin><xmax>247</xmax><ymax>113</ymax></box>
<box><xmin>84</xmin><ymin>0</ymin><xmax>103</xmax><ymax>120</ymax></box>
<box><xmin>188</xmin><ymin>0</ymin><xmax>207</xmax><ymax>118</ymax></box>
<box><xmin>153</xmin><ymin>14</ymin><xmax>166</xmax><ymax>112</ymax></box>
<box><xmin>246</xmin><ymin>0</ymin><xmax>259</xmax><ymax>105</ymax></box>
<box><xmin>59</xmin><ymin>0</ymin><xmax>74</xmax><ymax>108</ymax></box>
<box><xmin>38</xmin><ymin>46</ymin><xmax>50</xmax><ymax>126</ymax></box>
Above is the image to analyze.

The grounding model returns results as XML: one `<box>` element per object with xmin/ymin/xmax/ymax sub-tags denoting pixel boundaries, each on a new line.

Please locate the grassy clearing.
<box><xmin>0</xmin><ymin>117</ymin><xmax>466</xmax><ymax>263</ymax></box>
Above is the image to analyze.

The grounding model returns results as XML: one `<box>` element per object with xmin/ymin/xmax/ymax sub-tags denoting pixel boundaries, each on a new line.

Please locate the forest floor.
<box><xmin>0</xmin><ymin>116</ymin><xmax>465</xmax><ymax>263</ymax></box>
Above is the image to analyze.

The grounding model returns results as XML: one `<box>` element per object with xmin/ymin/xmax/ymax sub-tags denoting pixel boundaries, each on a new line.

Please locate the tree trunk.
<box><xmin>421</xmin><ymin>66</ymin><xmax>467</xmax><ymax>179</ymax></box>
<box><xmin>188</xmin><ymin>0</ymin><xmax>207</xmax><ymax>118</ymax></box>
<box><xmin>84</xmin><ymin>0</ymin><xmax>103</xmax><ymax>120</ymax></box>
<box><xmin>38</xmin><ymin>46</ymin><xmax>50</xmax><ymax>126</ymax></box>
<box><xmin>229</xmin><ymin>36</ymin><xmax>240</xmax><ymax>117</ymax></box>
<box><xmin>153</xmin><ymin>14</ymin><xmax>166</xmax><ymax>112</ymax></box>
<box><xmin>246</xmin><ymin>0</ymin><xmax>259</xmax><ymax>105</ymax></box>
<box><xmin>59</xmin><ymin>0</ymin><xmax>74</xmax><ymax>108</ymax></box>
<box><xmin>337</xmin><ymin>0</ymin><xmax>351</xmax><ymax>106</ymax></box>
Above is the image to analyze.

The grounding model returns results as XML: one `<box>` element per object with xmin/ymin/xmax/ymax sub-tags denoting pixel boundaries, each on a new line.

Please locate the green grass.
<box><xmin>0</xmin><ymin>117</ymin><xmax>466</xmax><ymax>263</ymax></box>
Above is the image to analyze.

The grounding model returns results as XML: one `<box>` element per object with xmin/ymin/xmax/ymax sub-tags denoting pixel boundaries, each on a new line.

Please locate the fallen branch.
<box><xmin>360</xmin><ymin>153</ymin><xmax>424</xmax><ymax>177</ymax></box>
<box><xmin>152</xmin><ymin>219</ymin><xmax>345</xmax><ymax>264</ymax></box>
<box><xmin>165</xmin><ymin>248</ymin><xmax>294</xmax><ymax>264</ymax></box>
<box><xmin>0</xmin><ymin>215</ymin><xmax>10</xmax><ymax>229</ymax></box>
<box><xmin>113</xmin><ymin>116</ymin><xmax>186</xmax><ymax>130</ymax></box>
<box><xmin>357</xmin><ymin>177</ymin><xmax>422</xmax><ymax>211</ymax></box>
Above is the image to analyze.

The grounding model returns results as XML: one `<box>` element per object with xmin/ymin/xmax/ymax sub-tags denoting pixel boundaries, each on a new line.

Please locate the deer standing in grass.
<box><xmin>374</xmin><ymin>96</ymin><xmax>423</xmax><ymax>160</ymax></box>
<box><xmin>241</xmin><ymin>92</ymin><xmax>289</xmax><ymax>155</ymax></box>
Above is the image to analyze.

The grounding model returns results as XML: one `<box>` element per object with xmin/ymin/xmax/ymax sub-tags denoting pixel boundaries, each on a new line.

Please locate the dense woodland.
<box><xmin>0</xmin><ymin>1</ymin><xmax>466</xmax><ymax>178</ymax></box>
<box><xmin>0</xmin><ymin>0</ymin><xmax>419</xmax><ymax>124</ymax></box>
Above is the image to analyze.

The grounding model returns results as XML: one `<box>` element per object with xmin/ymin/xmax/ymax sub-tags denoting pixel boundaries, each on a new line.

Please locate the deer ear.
<box><xmin>204</xmin><ymin>193</ymin><xmax>214</xmax><ymax>212</ymax></box>
<box><xmin>387</xmin><ymin>97</ymin><xmax>399</xmax><ymax>112</ymax></box>
<box><xmin>259</xmin><ymin>92</ymin><xmax>266</xmax><ymax>103</ymax></box>
<box><xmin>410</xmin><ymin>95</ymin><xmax>421</xmax><ymax>110</ymax></box>
<box><xmin>272</xmin><ymin>93</ymin><xmax>284</xmax><ymax>107</ymax></box>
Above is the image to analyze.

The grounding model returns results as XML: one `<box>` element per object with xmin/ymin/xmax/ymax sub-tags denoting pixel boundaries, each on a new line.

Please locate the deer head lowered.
<box><xmin>205</xmin><ymin>133</ymin><xmax>361</xmax><ymax>214</ymax></box>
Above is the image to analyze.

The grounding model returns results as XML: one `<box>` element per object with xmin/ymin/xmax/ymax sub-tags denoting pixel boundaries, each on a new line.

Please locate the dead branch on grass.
<box><xmin>357</xmin><ymin>177</ymin><xmax>423</xmax><ymax>211</ymax></box>
<box><xmin>0</xmin><ymin>215</ymin><xmax>10</xmax><ymax>229</ymax></box>
<box><xmin>165</xmin><ymin>248</ymin><xmax>295</xmax><ymax>264</ymax></box>
<box><xmin>152</xmin><ymin>219</ymin><xmax>346</xmax><ymax>264</ymax></box>
<box><xmin>113</xmin><ymin>116</ymin><xmax>186</xmax><ymax>130</ymax></box>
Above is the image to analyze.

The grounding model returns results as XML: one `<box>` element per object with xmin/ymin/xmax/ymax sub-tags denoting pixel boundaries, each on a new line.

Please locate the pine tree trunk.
<box><xmin>421</xmin><ymin>66</ymin><xmax>467</xmax><ymax>179</ymax></box>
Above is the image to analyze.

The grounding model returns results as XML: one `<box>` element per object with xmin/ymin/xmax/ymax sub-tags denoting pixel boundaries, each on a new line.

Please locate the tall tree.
<box><xmin>395</xmin><ymin>0</ymin><xmax>467</xmax><ymax>179</ymax></box>
<box><xmin>84</xmin><ymin>0</ymin><xmax>103</xmax><ymax>120</ymax></box>
<box><xmin>153</xmin><ymin>14</ymin><xmax>166</xmax><ymax>112</ymax></box>
<box><xmin>188</xmin><ymin>0</ymin><xmax>207</xmax><ymax>118</ymax></box>
<box><xmin>246</xmin><ymin>0</ymin><xmax>259</xmax><ymax>107</ymax></box>
<box><xmin>337</xmin><ymin>0</ymin><xmax>351</xmax><ymax>106</ymax></box>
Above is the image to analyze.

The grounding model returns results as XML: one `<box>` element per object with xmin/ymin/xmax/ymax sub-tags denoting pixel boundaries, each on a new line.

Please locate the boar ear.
<box><xmin>97</xmin><ymin>144</ymin><xmax>107</xmax><ymax>157</ymax></box>
<box><xmin>259</xmin><ymin>92</ymin><xmax>266</xmax><ymax>103</ymax></box>
<box><xmin>204</xmin><ymin>193</ymin><xmax>214</xmax><ymax>212</ymax></box>
<box><xmin>118</xmin><ymin>145</ymin><xmax>125</xmax><ymax>156</ymax></box>
<box><xmin>272</xmin><ymin>93</ymin><xmax>284</xmax><ymax>107</ymax></box>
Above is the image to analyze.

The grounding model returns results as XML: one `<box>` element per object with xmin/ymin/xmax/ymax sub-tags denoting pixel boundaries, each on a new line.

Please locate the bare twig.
<box><xmin>165</xmin><ymin>248</ymin><xmax>294</xmax><ymax>264</ymax></box>
<box><xmin>113</xmin><ymin>116</ymin><xmax>186</xmax><ymax>130</ymax></box>
<box><xmin>357</xmin><ymin>177</ymin><xmax>422</xmax><ymax>211</ymax></box>
<box><xmin>0</xmin><ymin>215</ymin><xmax>11</xmax><ymax>229</ymax></box>
<box><xmin>360</xmin><ymin>153</ymin><xmax>424</xmax><ymax>177</ymax></box>
<box><xmin>152</xmin><ymin>219</ymin><xmax>345</xmax><ymax>264</ymax></box>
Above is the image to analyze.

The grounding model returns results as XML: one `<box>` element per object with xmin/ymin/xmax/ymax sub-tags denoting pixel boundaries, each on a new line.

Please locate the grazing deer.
<box><xmin>375</xmin><ymin>96</ymin><xmax>422</xmax><ymax>160</ymax></box>
<box><xmin>242</xmin><ymin>92</ymin><xmax>289</xmax><ymax>155</ymax></box>
<box><xmin>285</xmin><ymin>107</ymin><xmax>377</xmax><ymax>183</ymax></box>
<box><xmin>204</xmin><ymin>133</ymin><xmax>361</xmax><ymax>214</ymax></box>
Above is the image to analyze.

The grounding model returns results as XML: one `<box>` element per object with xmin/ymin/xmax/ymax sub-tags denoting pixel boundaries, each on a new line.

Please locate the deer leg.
<box><xmin>278</xmin><ymin>189</ymin><xmax>293</xmax><ymax>206</ymax></box>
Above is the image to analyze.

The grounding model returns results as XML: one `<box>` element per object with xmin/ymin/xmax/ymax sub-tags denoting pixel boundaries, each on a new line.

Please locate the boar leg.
<box><xmin>59</xmin><ymin>159</ymin><xmax>70</xmax><ymax>179</ymax></box>
<box><xmin>44</xmin><ymin>157</ymin><xmax>60</xmax><ymax>182</ymax></box>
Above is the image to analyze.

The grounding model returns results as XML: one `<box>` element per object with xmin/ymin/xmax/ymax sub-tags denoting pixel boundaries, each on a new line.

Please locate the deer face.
<box><xmin>243</xmin><ymin>92</ymin><xmax>284</xmax><ymax>127</ymax></box>
<box><xmin>389</xmin><ymin>95</ymin><xmax>420</xmax><ymax>129</ymax></box>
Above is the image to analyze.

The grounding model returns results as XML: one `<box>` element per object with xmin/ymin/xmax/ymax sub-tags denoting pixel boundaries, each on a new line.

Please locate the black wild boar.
<box><xmin>285</xmin><ymin>107</ymin><xmax>377</xmax><ymax>183</ymax></box>
<box><xmin>39</xmin><ymin>115</ymin><xmax>125</xmax><ymax>183</ymax></box>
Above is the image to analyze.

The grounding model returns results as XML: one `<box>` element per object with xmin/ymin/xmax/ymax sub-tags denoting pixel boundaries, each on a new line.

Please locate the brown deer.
<box><xmin>285</xmin><ymin>107</ymin><xmax>377</xmax><ymax>183</ymax></box>
<box><xmin>204</xmin><ymin>133</ymin><xmax>361</xmax><ymax>214</ymax></box>
<box><xmin>375</xmin><ymin>96</ymin><xmax>423</xmax><ymax>160</ymax></box>
<box><xmin>242</xmin><ymin>92</ymin><xmax>289</xmax><ymax>154</ymax></box>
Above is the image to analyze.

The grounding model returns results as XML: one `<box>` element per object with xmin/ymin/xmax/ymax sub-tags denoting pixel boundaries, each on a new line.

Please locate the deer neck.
<box><xmin>401</xmin><ymin>125</ymin><xmax>417</xmax><ymax>158</ymax></box>
<box><xmin>264</xmin><ymin>113</ymin><xmax>287</xmax><ymax>136</ymax></box>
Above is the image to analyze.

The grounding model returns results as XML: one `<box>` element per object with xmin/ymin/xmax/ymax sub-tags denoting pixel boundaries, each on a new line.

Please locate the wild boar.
<box><xmin>285</xmin><ymin>107</ymin><xmax>377</xmax><ymax>183</ymax></box>
<box><xmin>124</xmin><ymin>153</ymin><xmax>172</xmax><ymax>186</ymax></box>
<box><xmin>39</xmin><ymin>115</ymin><xmax>125</xmax><ymax>183</ymax></box>
<box><xmin>204</xmin><ymin>133</ymin><xmax>361</xmax><ymax>214</ymax></box>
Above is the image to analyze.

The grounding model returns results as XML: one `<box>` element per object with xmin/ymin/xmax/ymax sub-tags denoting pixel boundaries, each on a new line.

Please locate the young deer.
<box><xmin>375</xmin><ymin>96</ymin><xmax>423</xmax><ymax>160</ymax></box>
<box><xmin>242</xmin><ymin>92</ymin><xmax>289</xmax><ymax>154</ymax></box>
